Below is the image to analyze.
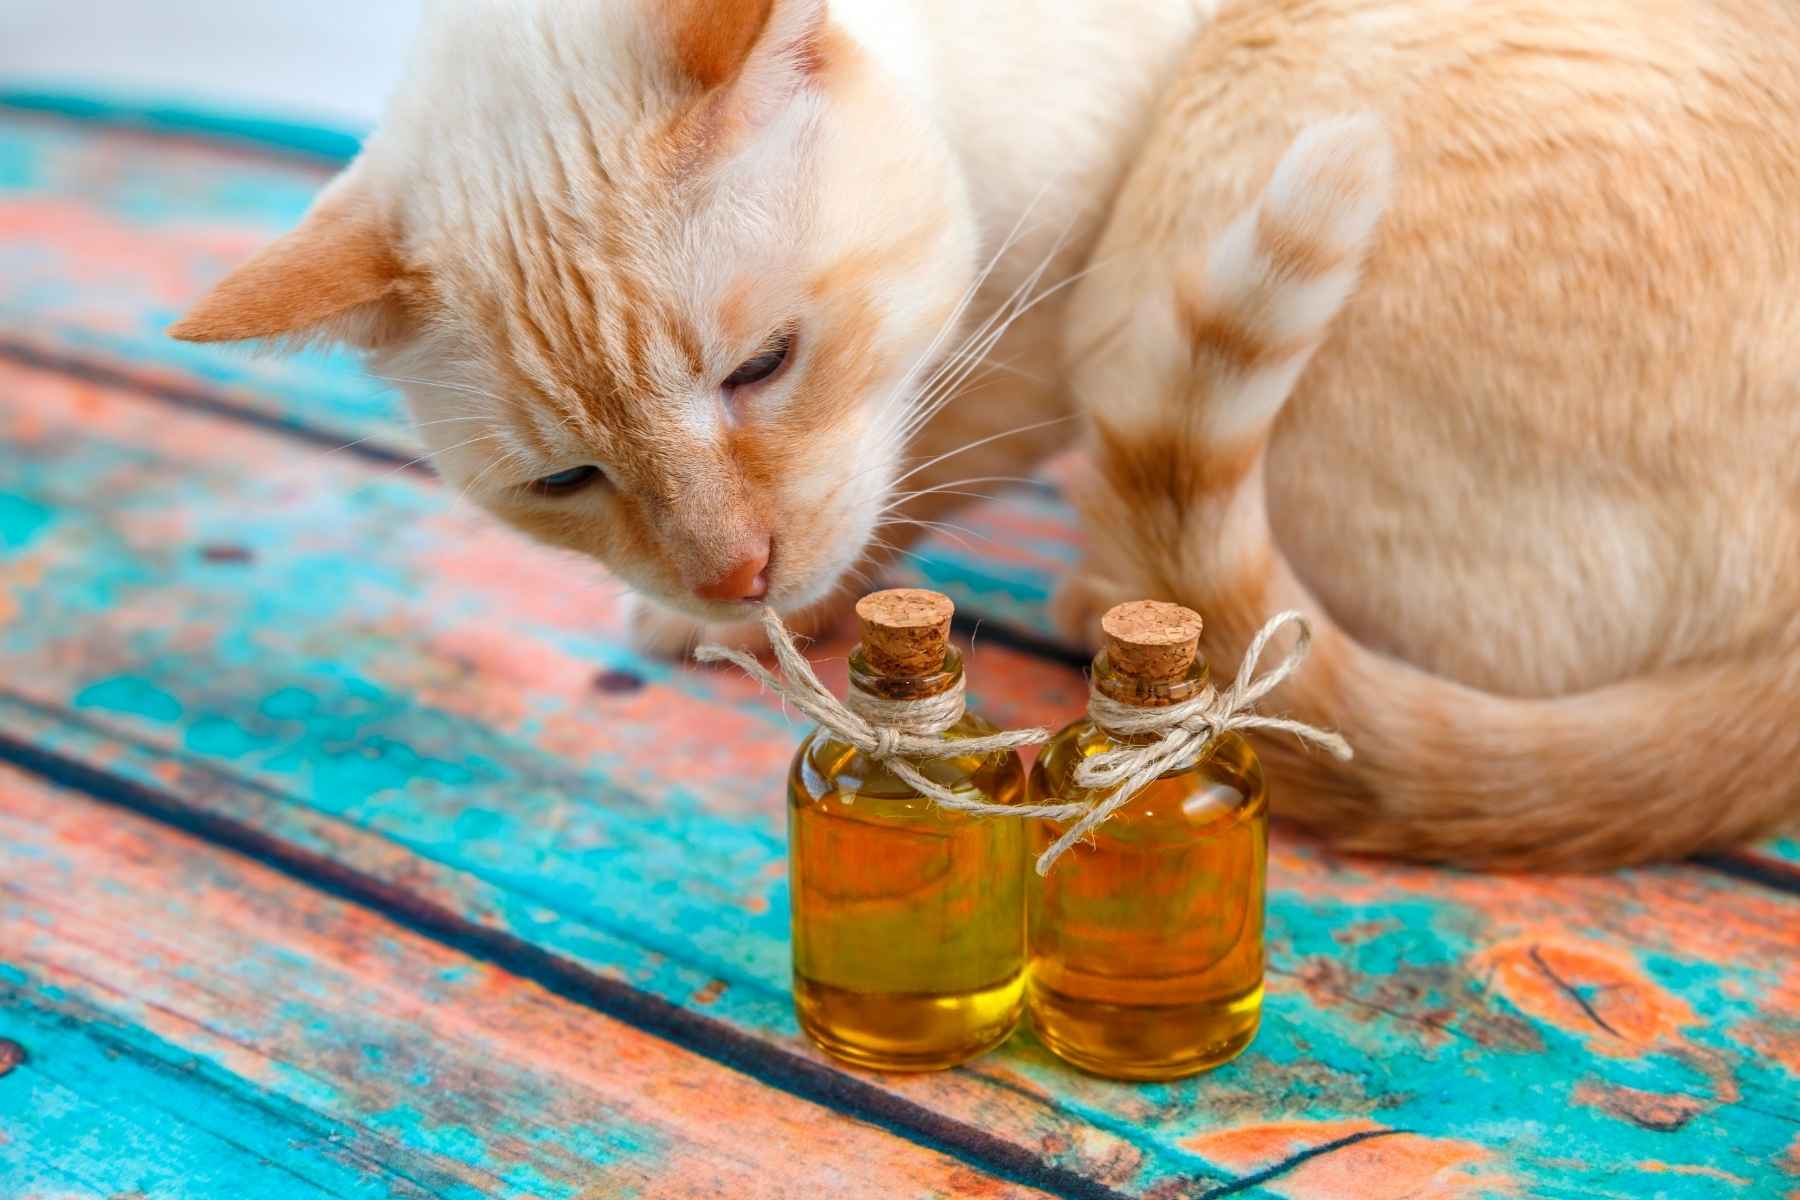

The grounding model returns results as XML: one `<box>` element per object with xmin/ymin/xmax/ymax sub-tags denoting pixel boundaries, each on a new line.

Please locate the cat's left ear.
<box><xmin>168</xmin><ymin>166</ymin><xmax>415</xmax><ymax>349</ymax></box>
<box><xmin>670</xmin><ymin>0</ymin><xmax>828</xmax><ymax>130</ymax></box>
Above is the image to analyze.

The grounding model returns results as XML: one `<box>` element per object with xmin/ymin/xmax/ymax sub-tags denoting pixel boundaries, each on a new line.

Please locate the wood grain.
<box><xmin>0</xmin><ymin>764</ymin><xmax>1054</xmax><ymax>1200</ymax></box>
<box><xmin>4</xmin><ymin>354</ymin><xmax>1797</xmax><ymax>1196</ymax></box>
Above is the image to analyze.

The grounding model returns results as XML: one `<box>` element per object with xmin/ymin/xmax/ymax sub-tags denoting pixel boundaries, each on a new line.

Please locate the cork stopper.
<box><xmin>1101</xmin><ymin>601</ymin><xmax>1203</xmax><ymax>683</ymax></box>
<box><xmin>855</xmin><ymin>588</ymin><xmax>955</xmax><ymax>676</ymax></box>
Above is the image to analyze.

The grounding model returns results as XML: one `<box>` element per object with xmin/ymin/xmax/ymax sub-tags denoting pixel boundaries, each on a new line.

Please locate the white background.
<box><xmin>0</xmin><ymin>0</ymin><xmax>423</xmax><ymax>128</ymax></box>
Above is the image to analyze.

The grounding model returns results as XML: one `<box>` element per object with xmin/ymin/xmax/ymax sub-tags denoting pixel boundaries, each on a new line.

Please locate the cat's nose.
<box><xmin>695</xmin><ymin>540</ymin><xmax>771</xmax><ymax>603</ymax></box>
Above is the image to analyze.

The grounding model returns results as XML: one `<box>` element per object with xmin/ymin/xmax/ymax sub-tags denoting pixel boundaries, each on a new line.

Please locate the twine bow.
<box><xmin>1036</xmin><ymin>610</ymin><xmax>1353</xmax><ymax>872</ymax></box>
<box><xmin>696</xmin><ymin>607</ymin><xmax>1066</xmax><ymax>815</ymax></box>
<box><xmin>698</xmin><ymin>607</ymin><xmax>1351</xmax><ymax>877</ymax></box>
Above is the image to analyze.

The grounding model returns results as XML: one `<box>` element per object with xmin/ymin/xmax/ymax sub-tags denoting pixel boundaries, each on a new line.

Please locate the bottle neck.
<box><xmin>1090</xmin><ymin>651</ymin><xmax>1210</xmax><ymax>739</ymax></box>
<box><xmin>849</xmin><ymin>644</ymin><xmax>963</xmax><ymax>701</ymax></box>
<box><xmin>845</xmin><ymin>644</ymin><xmax>967</xmax><ymax>738</ymax></box>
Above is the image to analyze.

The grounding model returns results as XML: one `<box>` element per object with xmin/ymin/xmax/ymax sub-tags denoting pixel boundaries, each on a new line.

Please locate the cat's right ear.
<box><xmin>168</xmin><ymin>168</ymin><xmax>415</xmax><ymax>349</ymax></box>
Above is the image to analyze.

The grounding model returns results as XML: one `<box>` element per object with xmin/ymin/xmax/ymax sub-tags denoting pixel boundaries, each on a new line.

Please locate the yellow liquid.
<box><xmin>1027</xmin><ymin>722</ymin><xmax>1267</xmax><ymax>1080</ymax></box>
<box><xmin>788</xmin><ymin>715</ymin><xmax>1026</xmax><ymax>1071</ymax></box>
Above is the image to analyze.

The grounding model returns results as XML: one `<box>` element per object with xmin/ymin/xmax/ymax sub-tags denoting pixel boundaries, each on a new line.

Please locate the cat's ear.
<box><xmin>169</xmin><ymin>168</ymin><xmax>414</xmax><ymax>348</ymax></box>
<box><xmin>670</xmin><ymin>0</ymin><xmax>827</xmax><ymax>130</ymax></box>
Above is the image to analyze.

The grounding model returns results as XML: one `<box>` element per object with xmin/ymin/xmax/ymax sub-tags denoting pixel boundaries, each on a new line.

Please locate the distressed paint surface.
<box><xmin>0</xmin><ymin>766</ymin><xmax>1057</xmax><ymax>1200</ymax></box>
<box><xmin>1</xmin><ymin>107</ymin><xmax>1797</xmax><ymax>1199</ymax></box>
<box><xmin>4</xmin><ymin>347</ymin><xmax>1797</xmax><ymax>1199</ymax></box>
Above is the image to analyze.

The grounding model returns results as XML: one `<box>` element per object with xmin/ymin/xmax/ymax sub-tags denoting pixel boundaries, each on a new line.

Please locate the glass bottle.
<box><xmin>787</xmin><ymin>589</ymin><xmax>1027</xmax><ymax>1070</ymax></box>
<box><xmin>1026</xmin><ymin>601</ymin><xmax>1268</xmax><ymax>1080</ymax></box>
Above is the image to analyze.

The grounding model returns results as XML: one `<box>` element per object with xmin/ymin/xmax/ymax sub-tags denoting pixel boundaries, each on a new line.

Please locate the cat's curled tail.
<box><xmin>1066</xmin><ymin>114</ymin><xmax>1798</xmax><ymax>869</ymax></box>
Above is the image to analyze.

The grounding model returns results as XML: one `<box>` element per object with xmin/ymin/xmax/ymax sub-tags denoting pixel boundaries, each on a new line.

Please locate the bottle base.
<box><xmin>1028</xmin><ymin>980</ymin><xmax>1263</xmax><ymax>1081</ymax></box>
<box><xmin>794</xmin><ymin>973</ymin><xmax>1023</xmax><ymax>1072</ymax></box>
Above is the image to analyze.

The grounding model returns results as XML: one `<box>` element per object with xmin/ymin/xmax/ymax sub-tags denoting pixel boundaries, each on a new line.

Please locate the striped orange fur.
<box><xmin>1060</xmin><ymin>51</ymin><xmax>1800</xmax><ymax>869</ymax></box>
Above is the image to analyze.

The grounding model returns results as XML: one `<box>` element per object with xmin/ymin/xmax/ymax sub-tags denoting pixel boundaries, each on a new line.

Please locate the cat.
<box><xmin>171</xmin><ymin>0</ymin><xmax>1202</xmax><ymax>648</ymax></box>
<box><xmin>171</xmin><ymin>0</ymin><xmax>1800</xmax><ymax>869</ymax></box>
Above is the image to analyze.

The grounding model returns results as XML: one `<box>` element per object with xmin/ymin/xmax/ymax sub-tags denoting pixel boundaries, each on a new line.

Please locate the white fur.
<box><xmin>1199</xmin><ymin>116</ymin><xmax>1393</xmax><ymax>442</ymax></box>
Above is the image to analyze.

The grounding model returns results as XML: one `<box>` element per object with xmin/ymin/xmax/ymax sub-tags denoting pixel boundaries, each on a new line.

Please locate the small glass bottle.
<box><xmin>787</xmin><ymin>589</ymin><xmax>1028</xmax><ymax>1070</ymax></box>
<box><xmin>1026</xmin><ymin>601</ymin><xmax>1268</xmax><ymax>1080</ymax></box>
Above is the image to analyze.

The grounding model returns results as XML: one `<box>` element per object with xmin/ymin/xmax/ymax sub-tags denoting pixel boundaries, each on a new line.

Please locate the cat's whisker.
<box><xmin>368</xmin><ymin>372</ymin><xmax>508</xmax><ymax>404</ymax></box>
<box><xmin>841</xmin><ymin>560</ymin><xmax>876</xmax><ymax>591</ymax></box>
<box><xmin>863</xmin><ymin>533</ymin><xmax>931</xmax><ymax>568</ymax></box>
<box><xmin>875</xmin><ymin>489</ymin><xmax>1005</xmax><ymax>514</ymax></box>
<box><xmin>877</xmin><ymin>516</ymin><xmax>986</xmax><ymax>550</ymax></box>
<box><xmin>900</xmin><ymin>249</ymin><xmax>1110</xmax><ymax>446</ymax></box>
<box><xmin>325</xmin><ymin>414</ymin><xmax>494</xmax><ymax>460</ymax></box>
<box><xmin>889</xmin><ymin>415</ymin><xmax>1078</xmax><ymax>491</ymax></box>
<box><xmin>377</xmin><ymin>431</ymin><xmax>507</xmax><ymax>481</ymax></box>
<box><xmin>911</xmin><ymin>216</ymin><xmax>1068</xmax><ymax>394</ymax></box>
<box><xmin>899</xmin><ymin>183</ymin><xmax>1053</xmax><ymax>397</ymax></box>
<box><xmin>899</xmin><ymin>369</ymin><xmax>1024</xmax><ymax>442</ymax></box>
<box><xmin>452</xmin><ymin>445</ymin><xmax>527</xmax><ymax>505</ymax></box>
<box><xmin>872</xmin><ymin>186</ymin><xmax>1056</xmax><ymax>447</ymax></box>
<box><xmin>880</xmin><ymin>512</ymin><xmax>986</xmax><ymax>539</ymax></box>
<box><xmin>881</xmin><ymin>474</ymin><xmax>1045</xmax><ymax>504</ymax></box>
<box><xmin>893</xmin><ymin>239</ymin><xmax>1085</xmax><ymax>447</ymax></box>
<box><xmin>875</xmin><ymin>474</ymin><xmax>1044</xmax><ymax>515</ymax></box>
<box><xmin>899</xmin><ymin>256</ymin><xmax>1053</xmax><ymax>438</ymax></box>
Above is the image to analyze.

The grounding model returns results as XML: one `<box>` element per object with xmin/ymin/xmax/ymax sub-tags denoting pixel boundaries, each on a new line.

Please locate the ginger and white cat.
<box><xmin>173</xmin><ymin>0</ymin><xmax>1800</xmax><ymax>869</ymax></box>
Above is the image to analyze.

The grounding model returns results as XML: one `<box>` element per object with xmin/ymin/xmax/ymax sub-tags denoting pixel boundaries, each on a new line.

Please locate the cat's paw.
<box><xmin>1049</xmin><ymin>570</ymin><xmax>1124</xmax><ymax>652</ymax></box>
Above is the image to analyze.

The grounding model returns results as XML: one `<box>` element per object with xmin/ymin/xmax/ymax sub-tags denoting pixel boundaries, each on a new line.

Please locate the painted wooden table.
<box><xmin>0</xmin><ymin>106</ymin><xmax>1796</xmax><ymax>1200</ymax></box>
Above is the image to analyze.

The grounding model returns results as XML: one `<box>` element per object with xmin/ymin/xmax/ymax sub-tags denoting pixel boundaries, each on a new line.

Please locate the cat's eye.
<box><xmin>531</xmin><ymin>465</ymin><xmax>604</xmax><ymax>497</ymax></box>
<box><xmin>723</xmin><ymin>330</ymin><xmax>794</xmax><ymax>390</ymax></box>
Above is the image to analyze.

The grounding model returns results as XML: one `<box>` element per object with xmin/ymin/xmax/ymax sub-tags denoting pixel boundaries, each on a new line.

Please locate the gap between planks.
<box><xmin>0</xmin><ymin>722</ymin><xmax>1159</xmax><ymax>1200</ymax></box>
<box><xmin>2</xmin><ymin>334</ymin><xmax>1792</xmax><ymax>904</ymax></box>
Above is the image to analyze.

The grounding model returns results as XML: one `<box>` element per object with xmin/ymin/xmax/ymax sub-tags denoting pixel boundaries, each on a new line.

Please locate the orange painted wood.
<box><xmin>0</xmin><ymin>763</ymin><xmax>1052</xmax><ymax>1200</ymax></box>
<box><xmin>4</xmin><ymin>355</ymin><xmax>1798</xmax><ymax>1198</ymax></box>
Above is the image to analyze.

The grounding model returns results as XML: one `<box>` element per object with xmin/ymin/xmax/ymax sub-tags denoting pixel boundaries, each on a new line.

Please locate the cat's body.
<box><xmin>1107</xmin><ymin>0</ymin><xmax>1800</xmax><ymax>699</ymax></box>
<box><xmin>173</xmin><ymin>0</ymin><xmax>1800</xmax><ymax>867</ymax></box>
<box><xmin>1060</xmin><ymin>0</ymin><xmax>1800</xmax><ymax>866</ymax></box>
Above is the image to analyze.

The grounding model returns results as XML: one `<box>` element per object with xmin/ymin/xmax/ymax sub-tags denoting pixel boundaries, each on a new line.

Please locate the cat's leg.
<box><xmin>1046</xmin><ymin>453</ymin><xmax>1134</xmax><ymax>651</ymax></box>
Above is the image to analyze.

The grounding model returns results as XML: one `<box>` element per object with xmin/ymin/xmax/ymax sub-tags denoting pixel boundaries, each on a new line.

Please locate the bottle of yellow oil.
<box><xmin>787</xmin><ymin>589</ymin><xmax>1027</xmax><ymax>1070</ymax></box>
<box><xmin>1026</xmin><ymin>601</ymin><xmax>1267</xmax><ymax>1080</ymax></box>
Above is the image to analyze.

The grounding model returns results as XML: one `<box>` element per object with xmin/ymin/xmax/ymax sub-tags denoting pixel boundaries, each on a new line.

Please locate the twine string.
<box><xmin>1035</xmin><ymin>610</ymin><xmax>1353</xmax><ymax>873</ymax></box>
<box><xmin>697</xmin><ymin>607</ymin><xmax>1351</xmax><ymax>877</ymax></box>
<box><xmin>695</xmin><ymin>607</ymin><xmax>1078</xmax><ymax>817</ymax></box>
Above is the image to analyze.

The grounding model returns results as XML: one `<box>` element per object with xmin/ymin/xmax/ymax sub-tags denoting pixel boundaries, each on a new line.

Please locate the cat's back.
<box><xmin>1099</xmin><ymin>0</ymin><xmax>1800</xmax><ymax>694</ymax></box>
<box><xmin>1156</xmin><ymin>0</ymin><xmax>1800</xmax><ymax>248</ymax></box>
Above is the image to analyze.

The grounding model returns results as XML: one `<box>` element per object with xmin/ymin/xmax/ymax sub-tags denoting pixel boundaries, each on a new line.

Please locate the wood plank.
<box><xmin>0</xmin><ymin>112</ymin><xmax>402</xmax><ymax>454</ymax></box>
<box><xmin>0</xmin><ymin>763</ymin><xmax>1056</xmax><ymax>1200</ymax></box>
<box><xmin>4</xmin><ymin>357</ymin><xmax>1797</xmax><ymax>1198</ymax></box>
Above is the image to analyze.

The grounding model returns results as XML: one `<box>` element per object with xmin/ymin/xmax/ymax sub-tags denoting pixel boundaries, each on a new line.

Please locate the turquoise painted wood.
<box><xmin>0</xmin><ymin>765</ymin><xmax>1055</xmax><ymax>1200</ymax></box>
<box><xmin>3</xmin><ymin>346</ymin><xmax>1798</xmax><ymax>1197</ymax></box>
<box><xmin>2</xmin><ymin>107</ymin><xmax>1798</xmax><ymax>1198</ymax></box>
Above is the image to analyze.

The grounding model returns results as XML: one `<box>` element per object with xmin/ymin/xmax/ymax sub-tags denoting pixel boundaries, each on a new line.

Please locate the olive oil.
<box><xmin>1026</xmin><ymin>601</ymin><xmax>1268</xmax><ymax>1080</ymax></box>
<box><xmin>787</xmin><ymin>589</ymin><xmax>1027</xmax><ymax>1070</ymax></box>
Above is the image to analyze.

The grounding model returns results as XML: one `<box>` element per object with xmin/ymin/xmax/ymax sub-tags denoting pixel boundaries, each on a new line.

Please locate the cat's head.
<box><xmin>172</xmin><ymin>0</ymin><xmax>977</xmax><ymax>620</ymax></box>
